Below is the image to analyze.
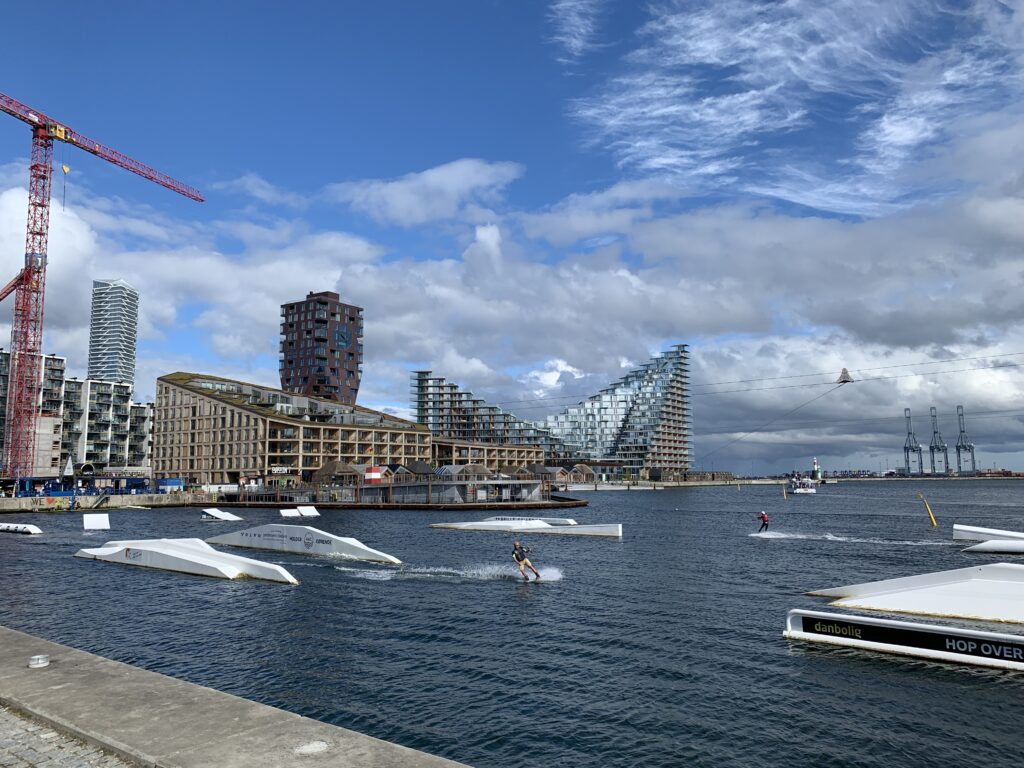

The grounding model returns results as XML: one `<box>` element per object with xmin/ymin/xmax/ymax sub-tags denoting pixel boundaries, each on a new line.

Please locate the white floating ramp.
<box><xmin>207</xmin><ymin>524</ymin><xmax>400</xmax><ymax>564</ymax></box>
<box><xmin>296</xmin><ymin>505</ymin><xmax>320</xmax><ymax>517</ymax></box>
<box><xmin>74</xmin><ymin>538</ymin><xmax>297</xmax><ymax>584</ymax></box>
<box><xmin>201</xmin><ymin>508</ymin><xmax>244</xmax><ymax>522</ymax></box>
<box><xmin>0</xmin><ymin>523</ymin><xmax>42</xmax><ymax>535</ymax></box>
<box><xmin>963</xmin><ymin>540</ymin><xmax>1024</xmax><ymax>554</ymax></box>
<box><xmin>429</xmin><ymin>516</ymin><xmax>622</xmax><ymax>538</ymax></box>
<box><xmin>83</xmin><ymin>514</ymin><xmax>110</xmax><ymax>531</ymax></box>
<box><xmin>952</xmin><ymin>523</ymin><xmax>1024</xmax><ymax>541</ymax></box>
<box><xmin>809</xmin><ymin>563</ymin><xmax>1024</xmax><ymax>623</ymax></box>
<box><xmin>784</xmin><ymin>609</ymin><xmax>1024</xmax><ymax>671</ymax></box>
<box><xmin>280</xmin><ymin>508</ymin><xmax>301</xmax><ymax>518</ymax></box>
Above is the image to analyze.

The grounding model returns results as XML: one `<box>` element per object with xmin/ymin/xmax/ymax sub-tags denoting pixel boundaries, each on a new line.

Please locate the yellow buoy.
<box><xmin>918</xmin><ymin>492</ymin><xmax>937</xmax><ymax>527</ymax></box>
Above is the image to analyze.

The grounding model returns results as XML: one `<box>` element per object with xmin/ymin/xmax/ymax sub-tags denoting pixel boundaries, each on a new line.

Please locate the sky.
<box><xmin>1</xmin><ymin>0</ymin><xmax>1024</xmax><ymax>474</ymax></box>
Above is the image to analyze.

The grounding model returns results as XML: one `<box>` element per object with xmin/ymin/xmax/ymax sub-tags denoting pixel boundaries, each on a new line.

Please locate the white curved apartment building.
<box><xmin>87</xmin><ymin>279</ymin><xmax>139</xmax><ymax>385</ymax></box>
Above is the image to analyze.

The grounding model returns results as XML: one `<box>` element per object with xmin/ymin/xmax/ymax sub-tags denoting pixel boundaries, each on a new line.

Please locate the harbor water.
<box><xmin>1</xmin><ymin>480</ymin><xmax>1022</xmax><ymax>766</ymax></box>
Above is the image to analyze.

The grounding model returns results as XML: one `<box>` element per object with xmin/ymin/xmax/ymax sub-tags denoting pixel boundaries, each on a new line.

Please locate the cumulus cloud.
<box><xmin>3</xmin><ymin>150</ymin><xmax>1024</xmax><ymax>471</ymax></box>
<box><xmin>3</xmin><ymin>72</ymin><xmax>1024</xmax><ymax>473</ymax></box>
<box><xmin>326</xmin><ymin>159</ymin><xmax>524</xmax><ymax>226</ymax></box>
<box><xmin>520</xmin><ymin>358</ymin><xmax>584</xmax><ymax>398</ymax></box>
<box><xmin>520</xmin><ymin>179</ymin><xmax>683</xmax><ymax>246</ymax></box>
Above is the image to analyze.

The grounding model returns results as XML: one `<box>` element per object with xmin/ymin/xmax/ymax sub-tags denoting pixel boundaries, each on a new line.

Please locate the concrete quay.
<box><xmin>0</xmin><ymin>494</ymin><xmax>195</xmax><ymax>515</ymax></box>
<box><xmin>0</xmin><ymin>626</ymin><xmax>467</xmax><ymax>768</ymax></box>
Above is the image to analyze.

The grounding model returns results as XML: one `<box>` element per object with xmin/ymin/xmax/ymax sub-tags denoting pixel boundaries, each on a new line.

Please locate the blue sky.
<box><xmin>2</xmin><ymin>0</ymin><xmax>1024</xmax><ymax>472</ymax></box>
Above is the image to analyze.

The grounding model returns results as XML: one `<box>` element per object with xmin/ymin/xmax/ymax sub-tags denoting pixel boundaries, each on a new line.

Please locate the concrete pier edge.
<box><xmin>0</xmin><ymin>625</ymin><xmax>468</xmax><ymax>767</ymax></box>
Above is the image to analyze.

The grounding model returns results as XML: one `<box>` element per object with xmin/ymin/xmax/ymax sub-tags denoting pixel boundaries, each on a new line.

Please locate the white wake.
<box><xmin>333</xmin><ymin>563</ymin><xmax>564</xmax><ymax>582</ymax></box>
<box><xmin>748</xmin><ymin>531</ymin><xmax>955</xmax><ymax>546</ymax></box>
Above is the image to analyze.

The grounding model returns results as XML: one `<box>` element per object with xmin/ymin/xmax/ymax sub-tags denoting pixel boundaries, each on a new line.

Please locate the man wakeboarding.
<box><xmin>757</xmin><ymin>511</ymin><xmax>770</xmax><ymax>533</ymax></box>
<box><xmin>512</xmin><ymin>539</ymin><xmax>541</xmax><ymax>581</ymax></box>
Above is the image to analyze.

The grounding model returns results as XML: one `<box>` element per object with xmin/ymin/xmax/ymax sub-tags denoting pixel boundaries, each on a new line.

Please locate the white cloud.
<box><xmin>521</xmin><ymin>358</ymin><xmax>584</xmax><ymax>398</ymax></box>
<box><xmin>549</xmin><ymin>0</ymin><xmax>607</xmax><ymax>63</ymax></box>
<box><xmin>570</xmin><ymin>0</ymin><xmax>1024</xmax><ymax>214</ymax></box>
<box><xmin>520</xmin><ymin>179</ymin><xmax>683</xmax><ymax>246</ymax></box>
<box><xmin>211</xmin><ymin>173</ymin><xmax>306</xmax><ymax>208</ymax></box>
<box><xmin>326</xmin><ymin>158</ymin><xmax>524</xmax><ymax>226</ymax></box>
<box><xmin>3</xmin><ymin>104</ymin><xmax>1024</xmax><ymax>470</ymax></box>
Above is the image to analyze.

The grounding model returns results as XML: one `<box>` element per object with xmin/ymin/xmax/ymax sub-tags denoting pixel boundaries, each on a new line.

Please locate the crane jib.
<box><xmin>0</xmin><ymin>90</ymin><xmax>204</xmax><ymax>203</ymax></box>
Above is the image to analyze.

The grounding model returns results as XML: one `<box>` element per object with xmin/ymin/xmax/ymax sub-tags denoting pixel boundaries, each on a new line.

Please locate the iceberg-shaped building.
<box><xmin>412</xmin><ymin>344</ymin><xmax>692</xmax><ymax>479</ymax></box>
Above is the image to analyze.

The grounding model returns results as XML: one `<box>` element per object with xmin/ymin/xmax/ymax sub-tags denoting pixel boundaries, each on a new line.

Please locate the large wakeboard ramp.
<box><xmin>808</xmin><ymin>563</ymin><xmax>1024</xmax><ymax>623</ymax></box>
<box><xmin>784</xmin><ymin>609</ymin><xmax>1024</xmax><ymax>671</ymax></box>
<box><xmin>207</xmin><ymin>524</ymin><xmax>401</xmax><ymax>564</ymax></box>
<box><xmin>74</xmin><ymin>538</ymin><xmax>297</xmax><ymax>584</ymax></box>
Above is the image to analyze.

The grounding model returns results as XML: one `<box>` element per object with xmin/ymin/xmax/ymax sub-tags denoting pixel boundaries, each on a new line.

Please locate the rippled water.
<box><xmin>2</xmin><ymin>480</ymin><xmax>1024</xmax><ymax>766</ymax></box>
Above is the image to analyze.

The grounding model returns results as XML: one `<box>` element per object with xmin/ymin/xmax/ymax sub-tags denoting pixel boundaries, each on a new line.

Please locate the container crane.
<box><xmin>928</xmin><ymin>406</ymin><xmax>948</xmax><ymax>476</ymax></box>
<box><xmin>0</xmin><ymin>91</ymin><xmax>202</xmax><ymax>479</ymax></box>
<box><xmin>903</xmin><ymin>408</ymin><xmax>923</xmax><ymax>476</ymax></box>
<box><xmin>955</xmin><ymin>405</ymin><xmax>976</xmax><ymax>476</ymax></box>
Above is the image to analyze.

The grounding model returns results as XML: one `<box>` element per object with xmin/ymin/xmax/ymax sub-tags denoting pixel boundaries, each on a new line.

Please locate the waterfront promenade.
<box><xmin>0</xmin><ymin>626</ymin><xmax>467</xmax><ymax>768</ymax></box>
<box><xmin>1</xmin><ymin>705</ymin><xmax>131</xmax><ymax>767</ymax></box>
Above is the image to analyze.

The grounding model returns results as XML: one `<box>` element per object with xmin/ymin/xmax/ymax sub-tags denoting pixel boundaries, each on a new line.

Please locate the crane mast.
<box><xmin>0</xmin><ymin>90</ymin><xmax>201</xmax><ymax>480</ymax></box>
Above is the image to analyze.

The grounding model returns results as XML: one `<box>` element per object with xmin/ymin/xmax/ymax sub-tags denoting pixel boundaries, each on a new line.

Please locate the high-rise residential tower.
<box><xmin>87</xmin><ymin>279</ymin><xmax>139</xmax><ymax>385</ymax></box>
<box><xmin>280</xmin><ymin>290</ymin><xmax>363</xmax><ymax>404</ymax></box>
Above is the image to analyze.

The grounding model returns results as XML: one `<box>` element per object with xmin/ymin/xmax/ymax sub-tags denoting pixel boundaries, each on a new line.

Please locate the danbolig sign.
<box><xmin>785</xmin><ymin>610</ymin><xmax>1024</xmax><ymax>670</ymax></box>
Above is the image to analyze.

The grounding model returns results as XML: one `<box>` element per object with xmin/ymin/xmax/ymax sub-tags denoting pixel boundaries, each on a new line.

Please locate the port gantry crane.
<box><xmin>903</xmin><ymin>408</ymin><xmax>923</xmax><ymax>476</ymax></box>
<box><xmin>928</xmin><ymin>406</ymin><xmax>949</xmax><ymax>476</ymax></box>
<box><xmin>0</xmin><ymin>91</ymin><xmax>202</xmax><ymax>480</ymax></box>
<box><xmin>955</xmin><ymin>405</ymin><xmax>976</xmax><ymax>475</ymax></box>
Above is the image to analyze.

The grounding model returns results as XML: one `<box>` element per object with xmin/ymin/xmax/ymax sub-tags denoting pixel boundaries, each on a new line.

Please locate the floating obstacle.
<box><xmin>0</xmin><ymin>523</ymin><xmax>42</xmax><ymax>535</ymax></box>
<box><xmin>963</xmin><ymin>540</ymin><xmax>1024</xmax><ymax>554</ymax></box>
<box><xmin>952</xmin><ymin>524</ymin><xmax>1024</xmax><ymax>541</ymax></box>
<box><xmin>207</xmin><ymin>524</ymin><xmax>400</xmax><ymax>564</ymax></box>
<box><xmin>74</xmin><ymin>538</ymin><xmax>298</xmax><ymax>584</ymax></box>
<box><xmin>808</xmin><ymin>563</ymin><xmax>1024</xmax><ymax>623</ymax></box>
<box><xmin>280</xmin><ymin>509</ymin><xmax>301</xmax><ymax>518</ymax></box>
<box><xmin>429</xmin><ymin>516</ymin><xmax>622</xmax><ymax>538</ymax></box>
<box><xmin>784</xmin><ymin>609</ymin><xmax>1024</xmax><ymax>671</ymax></box>
<box><xmin>83</xmin><ymin>514</ymin><xmax>109</xmax><ymax>531</ymax></box>
<box><xmin>201</xmin><ymin>508</ymin><xmax>244</xmax><ymax>522</ymax></box>
<box><xmin>296</xmin><ymin>505</ymin><xmax>320</xmax><ymax>517</ymax></box>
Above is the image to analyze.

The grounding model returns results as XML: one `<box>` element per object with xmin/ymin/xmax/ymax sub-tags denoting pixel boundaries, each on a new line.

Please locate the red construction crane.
<box><xmin>0</xmin><ymin>91</ymin><xmax>202</xmax><ymax>480</ymax></box>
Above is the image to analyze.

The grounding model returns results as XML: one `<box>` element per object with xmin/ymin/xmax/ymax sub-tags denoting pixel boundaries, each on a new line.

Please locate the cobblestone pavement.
<box><xmin>0</xmin><ymin>706</ymin><xmax>134</xmax><ymax>768</ymax></box>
